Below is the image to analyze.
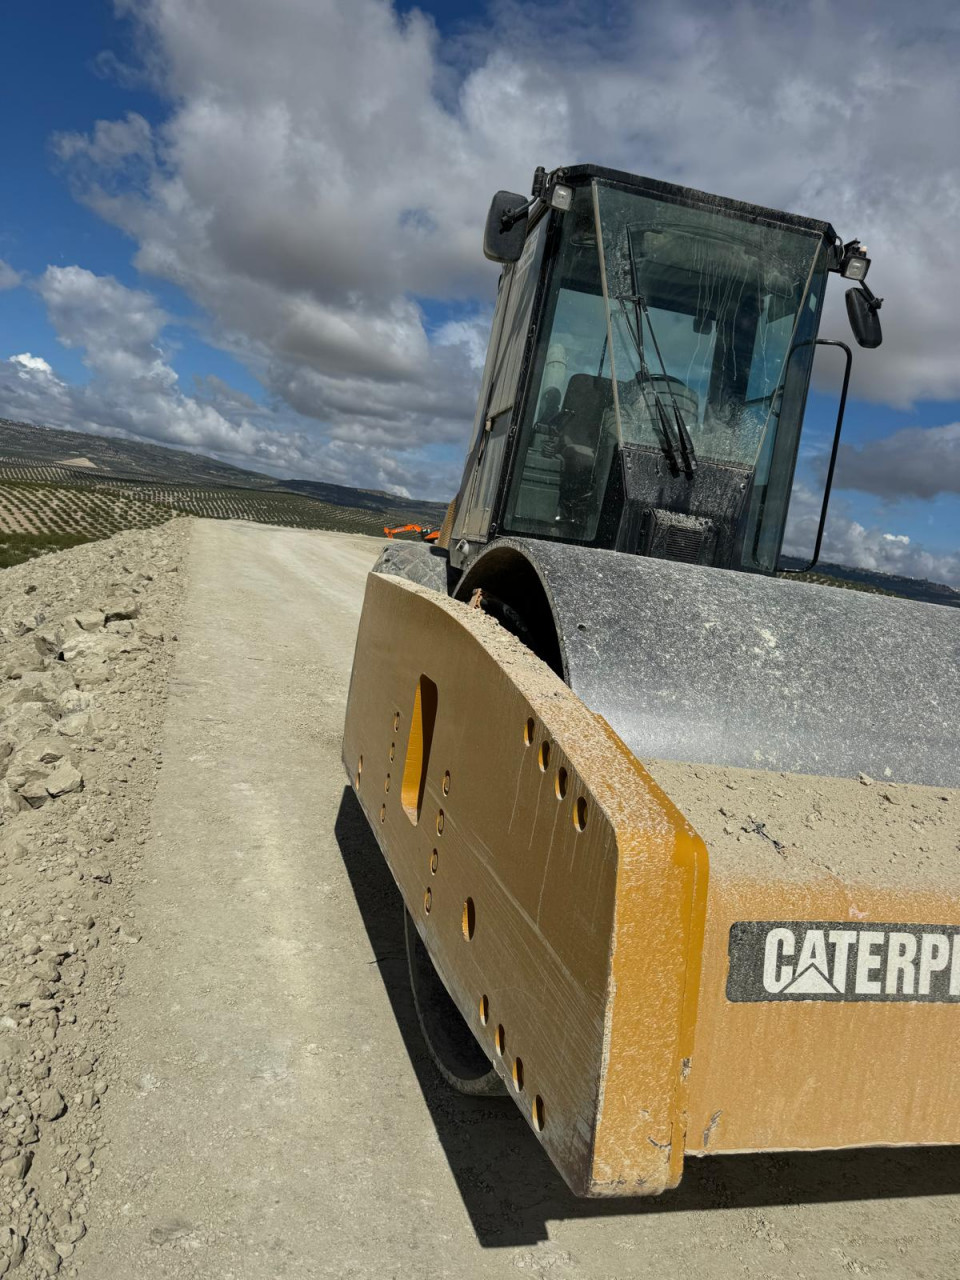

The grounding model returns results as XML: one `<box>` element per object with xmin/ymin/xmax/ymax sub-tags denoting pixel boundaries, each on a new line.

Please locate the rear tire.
<box><xmin>404</xmin><ymin>908</ymin><xmax>505</xmax><ymax>1097</ymax></box>
<box><xmin>373</xmin><ymin>542</ymin><xmax>448</xmax><ymax>592</ymax></box>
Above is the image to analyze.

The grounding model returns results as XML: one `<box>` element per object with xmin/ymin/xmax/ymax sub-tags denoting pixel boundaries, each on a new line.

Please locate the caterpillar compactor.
<box><xmin>343</xmin><ymin>165</ymin><xmax>960</xmax><ymax>1197</ymax></box>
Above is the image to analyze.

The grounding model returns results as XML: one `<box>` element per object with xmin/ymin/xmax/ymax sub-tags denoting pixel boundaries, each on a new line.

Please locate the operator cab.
<box><xmin>449</xmin><ymin>164</ymin><xmax>881</xmax><ymax>575</ymax></box>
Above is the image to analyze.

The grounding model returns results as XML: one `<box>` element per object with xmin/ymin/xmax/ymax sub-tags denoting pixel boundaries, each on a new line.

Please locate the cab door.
<box><xmin>451</xmin><ymin>219</ymin><xmax>548</xmax><ymax>548</ymax></box>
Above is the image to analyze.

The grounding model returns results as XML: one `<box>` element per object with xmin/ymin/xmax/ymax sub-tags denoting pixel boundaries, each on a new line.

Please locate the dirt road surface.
<box><xmin>79</xmin><ymin>520</ymin><xmax>960</xmax><ymax>1280</ymax></box>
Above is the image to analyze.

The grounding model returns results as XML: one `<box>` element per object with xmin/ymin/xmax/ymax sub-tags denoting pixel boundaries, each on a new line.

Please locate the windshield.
<box><xmin>595</xmin><ymin>181</ymin><xmax>826</xmax><ymax>469</ymax></box>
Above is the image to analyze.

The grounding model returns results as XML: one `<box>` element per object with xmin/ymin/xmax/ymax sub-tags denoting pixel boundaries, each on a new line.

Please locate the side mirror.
<box><xmin>483</xmin><ymin>191</ymin><xmax>528</xmax><ymax>264</ymax></box>
<box><xmin>845</xmin><ymin>287</ymin><xmax>882</xmax><ymax>348</ymax></box>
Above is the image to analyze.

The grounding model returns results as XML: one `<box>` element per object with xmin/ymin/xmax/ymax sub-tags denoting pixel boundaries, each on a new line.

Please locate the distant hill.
<box><xmin>280</xmin><ymin>477</ymin><xmax>446</xmax><ymax>516</ymax></box>
<box><xmin>0</xmin><ymin>417</ymin><xmax>448</xmax><ymax>568</ymax></box>
<box><xmin>0</xmin><ymin>416</ymin><xmax>283</xmax><ymax>489</ymax></box>
<box><xmin>0</xmin><ymin>417</ymin><xmax>448</xmax><ymax>518</ymax></box>
<box><xmin>781</xmin><ymin>556</ymin><xmax>959</xmax><ymax>608</ymax></box>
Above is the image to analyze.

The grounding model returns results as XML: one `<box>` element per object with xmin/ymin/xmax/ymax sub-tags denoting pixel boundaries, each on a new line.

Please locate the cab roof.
<box><xmin>558</xmin><ymin>163</ymin><xmax>840</xmax><ymax>253</ymax></box>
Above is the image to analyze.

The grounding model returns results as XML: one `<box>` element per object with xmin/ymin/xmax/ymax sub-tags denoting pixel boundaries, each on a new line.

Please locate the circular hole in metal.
<box><xmin>532</xmin><ymin>1095</ymin><xmax>545</xmax><ymax>1132</ymax></box>
<box><xmin>555</xmin><ymin>767</ymin><xmax>568</xmax><ymax>799</ymax></box>
<box><xmin>479</xmin><ymin>994</ymin><xmax>489</xmax><ymax>1025</ymax></box>
<box><xmin>389</xmin><ymin>742</ymin><xmax>395</xmax><ymax>762</ymax></box>
<box><xmin>384</xmin><ymin>774</ymin><xmax>390</xmax><ymax>793</ymax></box>
<box><xmin>430</xmin><ymin>849</ymin><xmax>439</xmax><ymax>875</ymax></box>
<box><xmin>462</xmin><ymin>897</ymin><xmax>475</xmax><ymax>940</ymax></box>
<box><xmin>379</xmin><ymin>804</ymin><xmax>386</xmax><ymax>824</ymax></box>
<box><xmin>574</xmin><ymin>796</ymin><xmax>588</xmax><ymax>832</ymax></box>
<box><xmin>523</xmin><ymin>717</ymin><xmax>535</xmax><ymax>746</ymax></box>
<box><xmin>436</xmin><ymin>809</ymin><xmax>445</xmax><ymax>836</ymax></box>
<box><xmin>393</xmin><ymin>711</ymin><xmax>400</xmax><ymax>731</ymax></box>
<box><xmin>495</xmin><ymin>1024</ymin><xmax>506</xmax><ymax>1056</ymax></box>
<box><xmin>423</xmin><ymin>887</ymin><xmax>432</xmax><ymax>914</ymax></box>
<box><xmin>512</xmin><ymin>1057</ymin><xmax>524</xmax><ymax>1093</ymax></box>
<box><xmin>442</xmin><ymin>771</ymin><xmax>451</xmax><ymax>796</ymax></box>
<box><xmin>538</xmin><ymin>741</ymin><xmax>551</xmax><ymax>772</ymax></box>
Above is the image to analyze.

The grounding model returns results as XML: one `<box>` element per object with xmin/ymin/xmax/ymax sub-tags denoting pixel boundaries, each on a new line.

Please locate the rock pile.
<box><xmin>0</xmin><ymin>522</ymin><xmax>188</xmax><ymax>1277</ymax></box>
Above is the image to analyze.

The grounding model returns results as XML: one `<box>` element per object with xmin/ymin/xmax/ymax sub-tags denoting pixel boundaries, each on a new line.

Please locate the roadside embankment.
<box><xmin>0</xmin><ymin>521</ymin><xmax>189</xmax><ymax>1278</ymax></box>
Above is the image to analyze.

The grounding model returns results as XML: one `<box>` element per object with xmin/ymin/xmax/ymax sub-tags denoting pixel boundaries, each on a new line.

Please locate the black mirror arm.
<box><xmin>779</xmin><ymin>339</ymin><xmax>853</xmax><ymax>576</ymax></box>
<box><xmin>858</xmin><ymin>280</ymin><xmax>883</xmax><ymax>312</ymax></box>
<box><xmin>500</xmin><ymin>196</ymin><xmax>537</xmax><ymax>232</ymax></box>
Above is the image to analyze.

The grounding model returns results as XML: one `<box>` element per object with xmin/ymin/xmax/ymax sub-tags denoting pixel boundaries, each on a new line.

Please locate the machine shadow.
<box><xmin>334</xmin><ymin>786</ymin><xmax>960</xmax><ymax>1249</ymax></box>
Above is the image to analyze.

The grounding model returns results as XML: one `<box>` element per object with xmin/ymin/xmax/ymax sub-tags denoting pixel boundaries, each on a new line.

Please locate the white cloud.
<box><xmin>10</xmin><ymin>353</ymin><xmax>52</xmax><ymax>373</ymax></box>
<box><xmin>39</xmin><ymin>265</ymin><xmax>171</xmax><ymax>385</ymax></box>
<box><xmin>0</xmin><ymin>260</ymin><xmax>22</xmax><ymax>291</ymax></box>
<box><xmin>784</xmin><ymin>485</ymin><xmax>960</xmax><ymax>586</ymax></box>
<box><xmin>3</xmin><ymin>267</ymin><xmax>314</xmax><ymax>476</ymax></box>
<box><xmin>826</xmin><ymin>520</ymin><xmax>960</xmax><ymax>586</ymax></box>
<box><xmin>1</xmin><ymin>348</ymin><xmax>75</xmax><ymax>425</ymax></box>
<box><xmin>53</xmin><ymin>111</ymin><xmax>154</xmax><ymax>169</ymax></box>
<box><xmin>832</xmin><ymin>421</ymin><xmax>960</xmax><ymax>500</ymax></box>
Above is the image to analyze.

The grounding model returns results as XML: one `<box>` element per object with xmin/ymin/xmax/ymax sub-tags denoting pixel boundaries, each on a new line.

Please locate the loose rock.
<box><xmin>39</xmin><ymin>1088</ymin><xmax>66</xmax><ymax>1121</ymax></box>
<box><xmin>74</xmin><ymin>611</ymin><xmax>105</xmax><ymax>633</ymax></box>
<box><xmin>102</xmin><ymin>597</ymin><xmax>140</xmax><ymax>623</ymax></box>
<box><xmin>0</xmin><ymin>520</ymin><xmax>188</xmax><ymax>1274</ymax></box>
<box><xmin>44</xmin><ymin>763</ymin><xmax>83</xmax><ymax>798</ymax></box>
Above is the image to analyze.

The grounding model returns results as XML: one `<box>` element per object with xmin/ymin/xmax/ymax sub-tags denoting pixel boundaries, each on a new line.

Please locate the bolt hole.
<box><xmin>495</xmin><ymin>1024</ymin><xmax>506</xmax><ymax>1056</ymax></box>
<box><xmin>479</xmin><ymin>994</ymin><xmax>489</xmax><ymax>1025</ymax></box>
<box><xmin>523</xmin><ymin>717</ymin><xmax>535</xmax><ymax>746</ymax></box>
<box><xmin>538</xmin><ymin>741</ymin><xmax>551</xmax><ymax>771</ymax></box>
<box><xmin>430</xmin><ymin>849</ymin><xmax>439</xmax><ymax>875</ymax></box>
<box><xmin>574</xmin><ymin>796</ymin><xmax>587</xmax><ymax>832</ymax></box>
<box><xmin>389</xmin><ymin>742</ymin><xmax>395</xmax><ymax>762</ymax></box>
<box><xmin>358</xmin><ymin>755</ymin><xmax>363</xmax><ymax>777</ymax></box>
<box><xmin>533</xmin><ymin>1095</ymin><xmax>545</xmax><ymax>1132</ymax></box>
<box><xmin>555</xmin><ymin>767</ymin><xmax>568</xmax><ymax>799</ymax></box>
<box><xmin>512</xmin><ymin>1057</ymin><xmax>524</xmax><ymax>1092</ymax></box>
<box><xmin>462</xmin><ymin>897</ymin><xmax>475</xmax><ymax>940</ymax></box>
<box><xmin>384</xmin><ymin>774</ymin><xmax>390</xmax><ymax>793</ymax></box>
<box><xmin>393</xmin><ymin>711</ymin><xmax>400</xmax><ymax>731</ymax></box>
<box><xmin>436</xmin><ymin>809</ymin><xmax>445</xmax><ymax>836</ymax></box>
<box><xmin>423</xmin><ymin>887</ymin><xmax>432</xmax><ymax>914</ymax></box>
<box><xmin>379</xmin><ymin>804</ymin><xmax>386</xmax><ymax>824</ymax></box>
<box><xmin>442</xmin><ymin>770</ymin><xmax>451</xmax><ymax>796</ymax></box>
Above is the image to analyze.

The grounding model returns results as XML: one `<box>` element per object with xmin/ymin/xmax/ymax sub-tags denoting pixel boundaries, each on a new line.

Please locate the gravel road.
<box><xmin>44</xmin><ymin>519</ymin><xmax>959</xmax><ymax>1279</ymax></box>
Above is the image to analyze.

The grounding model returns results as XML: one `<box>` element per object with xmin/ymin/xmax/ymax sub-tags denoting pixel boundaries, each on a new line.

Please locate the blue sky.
<box><xmin>1</xmin><ymin>0</ymin><xmax>958</xmax><ymax>584</ymax></box>
<box><xmin>0</xmin><ymin>1</ymin><xmax>262</xmax><ymax>395</ymax></box>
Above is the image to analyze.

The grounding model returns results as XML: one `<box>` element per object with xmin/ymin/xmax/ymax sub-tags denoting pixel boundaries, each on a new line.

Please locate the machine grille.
<box><xmin>641</xmin><ymin>508</ymin><xmax>719</xmax><ymax>565</ymax></box>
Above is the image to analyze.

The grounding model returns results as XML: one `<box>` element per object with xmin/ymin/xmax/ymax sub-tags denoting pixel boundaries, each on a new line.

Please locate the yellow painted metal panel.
<box><xmin>343</xmin><ymin>571</ymin><xmax>708</xmax><ymax>1196</ymax></box>
<box><xmin>687</xmin><ymin>877</ymin><xmax>960</xmax><ymax>1155</ymax></box>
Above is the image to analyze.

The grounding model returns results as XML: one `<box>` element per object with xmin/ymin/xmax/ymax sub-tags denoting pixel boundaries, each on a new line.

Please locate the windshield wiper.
<box><xmin>617</xmin><ymin>232</ymin><xmax>698</xmax><ymax>477</ymax></box>
<box><xmin>636</xmin><ymin>293</ymin><xmax>698</xmax><ymax>476</ymax></box>
<box><xmin>616</xmin><ymin>296</ymin><xmax>681</xmax><ymax>477</ymax></box>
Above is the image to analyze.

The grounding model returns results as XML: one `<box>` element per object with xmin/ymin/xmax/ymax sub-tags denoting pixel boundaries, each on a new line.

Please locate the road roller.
<box><xmin>343</xmin><ymin>163</ymin><xmax>960</xmax><ymax>1196</ymax></box>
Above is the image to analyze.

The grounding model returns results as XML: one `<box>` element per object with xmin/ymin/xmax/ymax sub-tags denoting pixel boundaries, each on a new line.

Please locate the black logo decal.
<box><xmin>727</xmin><ymin>921</ymin><xmax>960</xmax><ymax>1003</ymax></box>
